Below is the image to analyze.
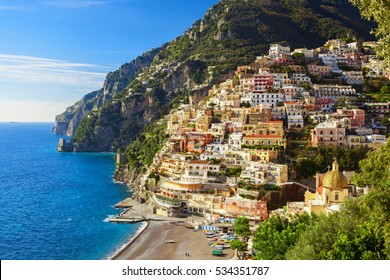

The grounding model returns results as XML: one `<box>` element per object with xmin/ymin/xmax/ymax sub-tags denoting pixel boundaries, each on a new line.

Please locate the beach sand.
<box><xmin>112</xmin><ymin>220</ymin><xmax>235</xmax><ymax>260</ymax></box>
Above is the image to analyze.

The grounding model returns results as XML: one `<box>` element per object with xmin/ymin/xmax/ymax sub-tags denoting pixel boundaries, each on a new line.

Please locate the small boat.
<box><xmin>163</xmin><ymin>240</ymin><xmax>175</xmax><ymax>244</ymax></box>
<box><xmin>212</xmin><ymin>250</ymin><xmax>223</xmax><ymax>256</ymax></box>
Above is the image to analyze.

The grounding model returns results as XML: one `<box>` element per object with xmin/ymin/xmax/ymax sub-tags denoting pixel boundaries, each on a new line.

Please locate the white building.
<box><xmin>292</xmin><ymin>48</ymin><xmax>316</xmax><ymax>58</ymax></box>
<box><xmin>269</xmin><ymin>44</ymin><xmax>291</xmax><ymax>59</ymax></box>
<box><xmin>292</xmin><ymin>73</ymin><xmax>312</xmax><ymax>85</ymax></box>
<box><xmin>240</xmin><ymin>161</ymin><xmax>288</xmax><ymax>185</ymax></box>
<box><xmin>342</xmin><ymin>71</ymin><xmax>364</xmax><ymax>85</ymax></box>
<box><xmin>228</xmin><ymin>133</ymin><xmax>243</xmax><ymax>150</ymax></box>
<box><xmin>182</xmin><ymin>160</ymin><xmax>221</xmax><ymax>183</ymax></box>
<box><xmin>313</xmin><ymin>84</ymin><xmax>357</xmax><ymax>100</ymax></box>
<box><xmin>251</xmin><ymin>92</ymin><xmax>284</xmax><ymax>108</ymax></box>
<box><xmin>318</xmin><ymin>53</ymin><xmax>339</xmax><ymax>72</ymax></box>
<box><xmin>285</xmin><ymin>102</ymin><xmax>304</xmax><ymax>129</ymax></box>
<box><xmin>200</xmin><ymin>143</ymin><xmax>229</xmax><ymax>160</ymax></box>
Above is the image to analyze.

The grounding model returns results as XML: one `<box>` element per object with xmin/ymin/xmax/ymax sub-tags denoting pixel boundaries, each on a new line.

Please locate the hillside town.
<box><xmin>118</xmin><ymin>38</ymin><xmax>389</xmax><ymax>226</ymax></box>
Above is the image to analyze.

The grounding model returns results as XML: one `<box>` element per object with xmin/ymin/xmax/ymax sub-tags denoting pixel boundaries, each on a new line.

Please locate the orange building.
<box><xmin>224</xmin><ymin>197</ymin><xmax>268</xmax><ymax>222</ymax></box>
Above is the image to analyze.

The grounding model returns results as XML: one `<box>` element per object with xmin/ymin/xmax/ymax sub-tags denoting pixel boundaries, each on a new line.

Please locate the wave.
<box><xmin>106</xmin><ymin>221</ymin><xmax>148</xmax><ymax>260</ymax></box>
<box><xmin>102</xmin><ymin>215</ymin><xmax>116</xmax><ymax>223</ymax></box>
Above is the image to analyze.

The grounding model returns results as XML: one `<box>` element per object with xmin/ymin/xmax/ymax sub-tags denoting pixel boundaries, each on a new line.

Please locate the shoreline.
<box><xmin>108</xmin><ymin>221</ymin><xmax>149</xmax><ymax>260</ymax></box>
<box><xmin>110</xmin><ymin>219</ymin><xmax>235</xmax><ymax>260</ymax></box>
<box><xmin>109</xmin><ymin>179</ymin><xmax>235</xmax><ymax>260</ymax></box>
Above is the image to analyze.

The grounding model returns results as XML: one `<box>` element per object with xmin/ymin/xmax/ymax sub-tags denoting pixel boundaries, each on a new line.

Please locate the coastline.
<box><xmin>108</xmin><ymin>221</ymin><xmax>149</xmax><ymax>260</ymax></box>
<box><xmin>110</xmin><ymin>172</ymin><xmax>235</xmax><ymax>260</ymax></box>
<box><xmin>110</xmin><ymin>219</ymin><xmax>235</xmax><ymax>260</ymax></box>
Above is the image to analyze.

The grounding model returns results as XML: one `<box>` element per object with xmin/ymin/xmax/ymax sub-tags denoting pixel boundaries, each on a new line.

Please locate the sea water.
<box><xmin>0</xmin><ymin>123</ymin><xmax>140</xmax><ymax>260</ymax></box>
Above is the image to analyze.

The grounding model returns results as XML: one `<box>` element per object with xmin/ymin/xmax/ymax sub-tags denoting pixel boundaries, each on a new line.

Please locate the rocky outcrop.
<box><xmin>57</xmin><ymin>138</ymin><xmax>74</xmax><ymax>152</ymax></box>
<box><xmin>114</xmin><ymin>165</ymin><xmax>145</xmax><ymax>201</ymax></box>
<box><xmin>53</xmin><ymin>47</ymin><xmax>163</xmax><ymax>136</ymax></box>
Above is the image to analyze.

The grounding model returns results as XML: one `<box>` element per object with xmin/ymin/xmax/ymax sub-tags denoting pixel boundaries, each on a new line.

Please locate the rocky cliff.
<box><xmin>55</xmin><ymin>0</ymin><xmax>375</xmax><ymax>152</ymax></box>
<box><xmin>54</xmin><ymin>47</ymin><xmax>162</xmax><ymax>136</ymax></box>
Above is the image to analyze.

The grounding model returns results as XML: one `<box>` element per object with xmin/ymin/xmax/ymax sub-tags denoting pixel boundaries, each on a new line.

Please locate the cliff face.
<box><xmin>53</xmin><ymin>47</ymin><xmax>162</xmax><ymax>136</ymax></box>
<box><xmin>57</xmin><ymin>0</ymin><xmax>375</xmax><ymax>151</ymax></box>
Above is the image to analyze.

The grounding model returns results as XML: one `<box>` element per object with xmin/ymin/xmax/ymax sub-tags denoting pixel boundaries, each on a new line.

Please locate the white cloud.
<box><xmin>0</xmin><ymin>54</ymin><xmax>110</xmax><ymax>88</ymax></box>
<box><xmin>0</xmin><ymin>6</ymin><xmax>23</xmax><ymax>10</ymax></box>
<box><xmin>0</xmin><ymin>54</ymin><xmax>114</xmax><ymax>122</ymax></box>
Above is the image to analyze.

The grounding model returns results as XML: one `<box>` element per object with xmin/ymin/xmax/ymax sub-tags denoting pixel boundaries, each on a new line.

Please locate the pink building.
<box><xmin>311</xmin><ymin>120</ymin><xmax>346</xmax><ymax>147</ymax></box>
<box><xmin>333</xmin><ymin>109</ymin><xmax>365</xmax><ymax>128</ymax></box>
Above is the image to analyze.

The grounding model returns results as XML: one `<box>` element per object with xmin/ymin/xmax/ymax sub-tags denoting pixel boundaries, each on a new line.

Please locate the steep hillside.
<box><xmin>56</xmin><ymin>0</ymin><xmax>376</xmax><ymax>151</ymax></box>
<box><xmin>54</xmin><ymin>47</ymin><xmax>163</xmax><ymax>136</ymax></box>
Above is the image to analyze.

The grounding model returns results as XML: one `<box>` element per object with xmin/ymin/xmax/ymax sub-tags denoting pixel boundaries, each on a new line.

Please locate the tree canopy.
<box><xmin>252</xmin><ymin>213</ymin><xmax>316</xmax><ymax>260</ymax></box>
<box><xmin>252</xmin><ymin>141</ymin><xmax>390</xmax><ymax>260</ymax></box>
<box><xmin>302</xmin><ymin>140</ymin><xmax>390</xmax><ymax>259</ymax></box>
<box><xmin>230</xmin><ymin>239</ymin><xmax>247</xmax><ymax>259</ymax></box>
<box><xmin>349</xmin><ymin>0</ymin><xmax>390</xmax><ymax>68</ymax></box>
<box><xmin>233</xmin><ymin>216</ymin><xmax>251</xmax><ymax>238</ymax></box>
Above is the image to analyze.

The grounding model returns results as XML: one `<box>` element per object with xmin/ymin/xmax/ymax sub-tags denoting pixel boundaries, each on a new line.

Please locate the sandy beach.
<box><xmin>111</xmin><ymin>220</ymin><xmax>235</xmax><ymax>260</ymax></box>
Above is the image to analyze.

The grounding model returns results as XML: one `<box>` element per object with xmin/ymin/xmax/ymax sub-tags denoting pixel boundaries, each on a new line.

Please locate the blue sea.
<box><xmin>0</xmin><ymin>122</ymin><xmax>141</xmax><ymax>260</ymax></box>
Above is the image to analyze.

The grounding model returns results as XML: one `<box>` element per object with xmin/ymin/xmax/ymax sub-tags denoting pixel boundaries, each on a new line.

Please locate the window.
<box><xmin>335</xmin><ymin>193</ymin><xmax>339</xmax><ymax>201</ymax></box>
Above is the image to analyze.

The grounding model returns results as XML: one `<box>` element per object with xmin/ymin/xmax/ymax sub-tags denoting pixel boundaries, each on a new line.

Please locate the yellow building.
<box><xmin>242</xmin><ymin>121</ymin><xmax>284</xmax><ymax>136</ymax></box>
<box><xmin>247</xmin><ymin>149</ymin><xmax>279</xmax><ymax>163</ymax></box>
<box><xmin>256</xmin><ymin>121</ymin><xmax>284</xmax><ymax>136</ymax></box>
<box><xmin>304</xmin><ymin>160</ymin><xmax>349</xmax><ymax>214</ymax></box>
<box><xmin>195</xmin><ymin>115</ymin><xmax>212</xmax><ymax>132</ymax></box>
<box><xmin>242</xmin><ymin>134</ymin><xmax>287</xmax><ymax>149</ymax></box>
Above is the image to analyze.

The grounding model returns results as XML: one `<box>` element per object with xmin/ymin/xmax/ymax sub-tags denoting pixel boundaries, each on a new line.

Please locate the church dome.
<box><xmin>322</xmin><ymin>160</ymin><xmax>348</xmax><ymax>189</ymax></box>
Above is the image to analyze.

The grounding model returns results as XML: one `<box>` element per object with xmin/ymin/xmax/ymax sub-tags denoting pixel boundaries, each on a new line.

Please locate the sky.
<box><xmin>0</xmin><ymin>0</ymin><xmax>219</xmax><ymax>122</ymax></box>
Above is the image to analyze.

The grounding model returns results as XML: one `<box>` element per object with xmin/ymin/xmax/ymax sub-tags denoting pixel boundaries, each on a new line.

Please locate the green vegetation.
<box><xmin>264</xmin><ymin>185</ymin><xmax>279</xmax><ymax>191</ymax></box>
<box><xmin>234</xmin><ymin>217</ymin><xmax>251</xmax><ymax>238</ymax></box>
<box><xmin>349</xmin><ymin>0</ymin><xmax>390</xmax><ymax>68</ymax></box>
<box><xmin>292</xmin><ymin>146</ymin><xmax>371</xmax><ymax>179</ymax></box>
<box><xmin>73</xmin><ymin>115</ymin><xmax>97</xmax><ymax>147</ymax></box>
<box><xmin>291</xmin><ymin>52</ymin><xmax>305</xmax><ymax>66</ymax></box>
<box><xmin>253</xmin><ymin>213</ymin><xmax>316</xmax><ymax>260</ymax></box>
<box><xmin>148</xmin><ymin>172</ymin><xmax>160</xmax><ymax>182</ymax></box>
<box><xmin>188</xmin><ymin>60</ymin><xmax>208</xmax><ymax>84</ymax></box>
<box><xmin>252</xmin><ymin>141</ymin><xmax>390</xmax><ymax>260</ymax></box>
<box><xmin>239</xmin><ymin>194</ymin><xmax>256</xmax><ymax>200</ymax></box>
<box><xmin>223</xmin><ymin>166</ymin><xmax>242</xmax><ymax>177</ymax></box>
<box><xmin>241</xmin><ymin>144</ymin><xmax>281</xmax><ymax>150</ymax></box>
<box><xmin>230</xmin><ymin>239</ymin><xmax>247</xmax><ymax>259</ymax></box>
<box><xmin>155</xmin><ymin>194</ymin><xmax>181</xmax><ymax>204</ymax></box>
<box><xmin>363</xmin><ymin>77</ymin><xmax>390</xmax><ymax>102</ymax></box>
<box><xmin>125</xmin><ymin>121</ymin><xmax>169</xmax><ymax>168</ymax></box>
<box><xmin>70</xmin><ymin>0</ymin><xmax>374</xmax><ymax>153</ymax></box>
